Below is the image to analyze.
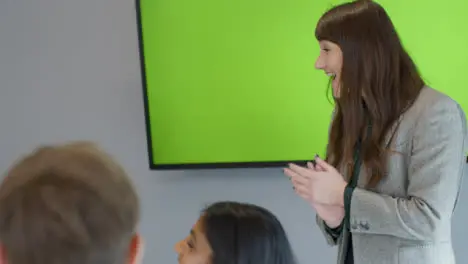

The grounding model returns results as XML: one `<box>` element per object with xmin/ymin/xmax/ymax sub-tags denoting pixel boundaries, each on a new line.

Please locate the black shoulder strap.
<box><xmin>349</xmin><ymin>121</ymin><xmax>372</xmax><ymax>187</ymax></box>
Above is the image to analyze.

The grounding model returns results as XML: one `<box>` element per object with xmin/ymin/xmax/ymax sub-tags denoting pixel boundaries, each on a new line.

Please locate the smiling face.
<box><xmin>314</xmin><ymin>40</ymin><xmax>343</xmax><ymax>98</ymax></box>
<box><xmin>174</xmin><ymin>217</ymin><xmax>212</xmax><ymax>264</ymax></box>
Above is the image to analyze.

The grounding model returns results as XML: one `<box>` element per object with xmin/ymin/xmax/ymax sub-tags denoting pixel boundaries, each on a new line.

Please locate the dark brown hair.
<box><xmin>201</xmin><ymin>201</ymin><xmax>297</xmax><ymax>264</ymax></box>
<box><xmin>0</xmin><ymin>141</ymin><xmax>140</xmax><ymax>264</ymax></box>
<box><xmin>315</xmin><ymin>0</ymin><xmax>424</xmax><ymax>187</ymax></box>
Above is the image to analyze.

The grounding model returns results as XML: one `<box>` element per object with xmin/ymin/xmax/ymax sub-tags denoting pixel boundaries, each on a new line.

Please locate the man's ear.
<box><xmin>0</xmin><ymin>244</ymin><xmax>8</xmax><ymax>264</ymax></box>
<box><xmin>128</xmin><ymin>233</ymin><xmax>144</xmax><ymax>264</ymax></box>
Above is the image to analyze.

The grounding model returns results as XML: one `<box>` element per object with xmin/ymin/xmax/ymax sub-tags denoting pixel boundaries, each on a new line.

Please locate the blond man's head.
<box><xmin>0</xmin><ymin>141</ymin><xmax>142</xmax><ymax>264</ymax></box>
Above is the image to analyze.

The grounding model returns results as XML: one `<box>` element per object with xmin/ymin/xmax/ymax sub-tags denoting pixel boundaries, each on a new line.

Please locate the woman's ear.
<box><xmin>128</xmin><ymin>234</ymin><xmax>144</xmax><ymax>264</ymax></box>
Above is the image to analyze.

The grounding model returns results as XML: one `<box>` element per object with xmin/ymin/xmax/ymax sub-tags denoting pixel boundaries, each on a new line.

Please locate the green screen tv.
<box><xmin>136</xmin><ymin>0</ymin><xmax>468</xmax><ymax>170</ymax></box>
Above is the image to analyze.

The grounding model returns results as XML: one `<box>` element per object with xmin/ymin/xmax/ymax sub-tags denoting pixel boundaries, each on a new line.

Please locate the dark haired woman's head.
<box><xmin>174</xmin><ymin>201</ymin><xmax>297</xmax><ymax>264</ymax></box>
<box><xmin>314</xmin><ymin>0</ymin><xmax>424</xmax><ymax>186</ymax></box>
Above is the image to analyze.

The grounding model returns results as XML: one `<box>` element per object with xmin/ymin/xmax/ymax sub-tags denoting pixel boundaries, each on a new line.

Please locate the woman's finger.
<box><xmin>293</xmin><ymin>184</ymin><xmax>309</xmax><ymax>199</ymax></box>
<box><xmin>315</xmin><ymin>163</ymin><xmax>326</xmax><ymax>171</ymax></box>
<box><xmin>314</xmin><ymin>157</ymin><xmax>335</xmax><ymax>172</ymax></box>
<box><xmin>291</xmin><ymin>175</ymin><xmax>308</xmax><ymax>187</ymax></box>
<box><xmin>283</xmin><ymin>167</ymin><xmax>300</xmax><ymax>179</ymax></box>
<box><xmin>291</xmin><ymin>177</ymin><xmax>310</xmax><ymax>197</ymax></box>
<box><xmin>283</xmin><ymin>167</ymin><xmax>298</xmax><ymax>180</ymax></box>
<box><xmin>307</xmin><ymin>161</ymin><xmax>325</xmax><ymax>172</ymax></box>
<box><xmin>287</xmin><ymin>163</ymin><xmax>313</xmax><ymax>178</ymax></box>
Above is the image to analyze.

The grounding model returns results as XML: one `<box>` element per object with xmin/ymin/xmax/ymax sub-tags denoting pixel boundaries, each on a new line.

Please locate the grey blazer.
<box><xmin>316</xmin><ymin>86</ymin><xmax>468</xmax><ymax>264</ymax></box>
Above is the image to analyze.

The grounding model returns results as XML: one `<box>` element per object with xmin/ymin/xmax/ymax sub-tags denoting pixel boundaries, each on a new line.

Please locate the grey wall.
<box><xmin>0</xmin><ymin>0</ymin><xmax>466</xmax><ymax>263</ymax></box>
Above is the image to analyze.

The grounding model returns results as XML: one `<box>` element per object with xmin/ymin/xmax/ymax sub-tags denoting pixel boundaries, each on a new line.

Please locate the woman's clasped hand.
<box><xmin>283</xmin><ymin>156</ymin><xmax>347</xmax><ymax>228</ymax></box>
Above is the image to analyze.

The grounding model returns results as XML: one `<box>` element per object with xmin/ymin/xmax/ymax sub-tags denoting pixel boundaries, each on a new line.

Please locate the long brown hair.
<box><xmin>315</xmin><ymin>0</ymin><xmax>424</xmax><ymax>187</ymax></box>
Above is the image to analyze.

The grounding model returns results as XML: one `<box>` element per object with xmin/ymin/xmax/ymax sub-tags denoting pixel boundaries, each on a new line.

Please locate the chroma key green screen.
<box><xmin>135</xmin><ymin>0</ymin><xmax>468</xmax><ymax>169</ymax></box>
